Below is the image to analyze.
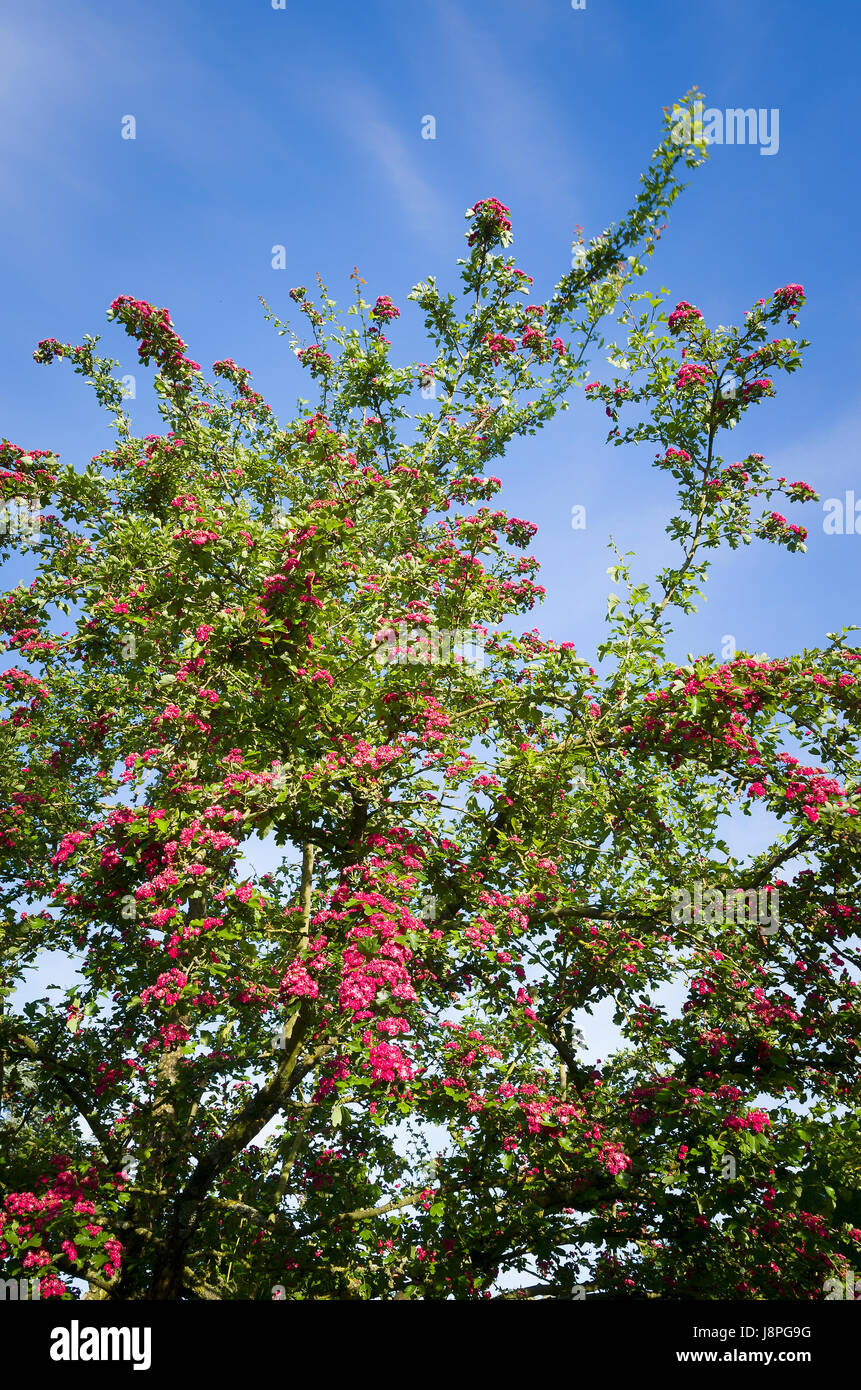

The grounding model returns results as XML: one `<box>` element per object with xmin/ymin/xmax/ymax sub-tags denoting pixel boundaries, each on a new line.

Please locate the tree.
<box><xmin>1</xmin><ymin>92</ymin><xmax>859</xmax><ymax>1301</ymax></box>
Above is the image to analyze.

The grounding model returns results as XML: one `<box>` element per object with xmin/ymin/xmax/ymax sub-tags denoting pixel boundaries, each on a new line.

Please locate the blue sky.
<box><xmin>3</xmin><ymin>0</ymin><xmax>859</xmax><ymax>1050</ymax></box>
<box><xmin>2</xmin><ymin>0</ymin><xmax>859</xmax><ymax>668</ymax></box>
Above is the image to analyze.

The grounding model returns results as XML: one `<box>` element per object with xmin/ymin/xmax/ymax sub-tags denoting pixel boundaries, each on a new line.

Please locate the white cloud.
<box><xmin>764</xmin><ymin>402</ymin><xmax>861</xmax><ymax>492</ymax></box>
<box><xmin>435</xmin><ymin>0</ymin><xmax>581</xmax><ymax>205</ymax></box>
<box><xmin>298</xmin><ymin>74</ymin><xmax>445</xmax><ymax>239</ymax></box>
<box><xmin>350</xmin><ymin>106</ymin><xmax>443</xmax><ymax>234</ymax></box>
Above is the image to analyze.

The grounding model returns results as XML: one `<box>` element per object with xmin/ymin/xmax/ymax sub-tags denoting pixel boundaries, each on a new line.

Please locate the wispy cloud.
<box><xmin>0</xmin><ymin>4</ymin><xmax>288</xmax><ymax>206</ymax></box>
<box><xmin>299</xmin><ymin>74</ymin><xmax>444</xmax><ymax>239</ymax></box>
<box><xmin>0</xmin><ymin>10</ymin><xmax>111</xmax><ymax>201</ymax></box>
<box><xmin>763</xmin><ymin>403</ymin><xmax>861</xmax><ymax>494</ymax></box>
<box><xmin>435</xmin><ymin>0</ymin><xmax>581</xmax><ymax>208</ymax></box>
<box><xmin>350</xmin><ymin>103</ymin><xmax>443</xmax><ymax>234</ymax></box>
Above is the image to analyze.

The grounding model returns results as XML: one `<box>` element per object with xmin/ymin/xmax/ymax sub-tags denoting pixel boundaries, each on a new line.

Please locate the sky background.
<box><xmin>2</xmin><ymin>0</ymin><xmax>859</xmax><ymax>1058</ymax></box>
<box><xmin>2</xmin><ymin>0</ymin><xmax>859</xmax><ymax>665</ymax></box>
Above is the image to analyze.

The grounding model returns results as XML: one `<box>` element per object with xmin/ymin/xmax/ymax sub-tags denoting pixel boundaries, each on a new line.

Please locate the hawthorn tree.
<box><xmin>1</xmin><ymin>94</ymin><xmax>859</xmax><ymax>1302</ymax></box>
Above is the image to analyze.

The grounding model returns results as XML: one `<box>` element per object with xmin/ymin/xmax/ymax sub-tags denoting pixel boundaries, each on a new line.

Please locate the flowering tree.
<box><xmin>1</xmin><ymin>94</ymin><xmax>859</xmax><ymax>1302</ymax></box>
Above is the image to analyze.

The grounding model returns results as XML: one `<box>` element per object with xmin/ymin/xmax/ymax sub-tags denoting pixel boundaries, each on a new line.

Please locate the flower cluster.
<box><xmin>520</xmin><ymin>325</ymin><xmax>566</xmax><ymax>361</ymax></box>
<box><xmin>365</xmin><ymin>1040</ymin><xmax>413</xmax><ymax>1083</ymax></box>
<box><xmin>675</xmin><ymin>362</ymin><xmax>712</xmax><ymax>391</ymax></box>
<box><xmin>773</xmin><ymin>283</ymin><xmax>805</xmax><ymax>309</ymax></box>
<box><xmin>107</xmin><ymin>296</ymin><xmax>201</xmax><ymax>379</ymax></box>
<box><xmin>756</xmin><ymin>510</ymin><xmax>807</xmax><ymax>549</ymax></box>
<box><xmin>297</xmin><ymin>345</ymin><xmax>333</xmax><ymax>377</ymax></box>
<box><xmin>139</xmin><ymin>968</ymin><xmax>189</xmax><ymax>1009</ymax></box>
<box><xmin>370</xmin><ymin>295</ymin><xmax>400</xmax><ymax>324</ymax></box>
<box><xmin>213</xmin><ymin>358</ymin><xmax>271</xmax><ymax>414</ymax></box>
<box><xmin>483</xmin><ymin>333</ymin><xmax>517</xmax><ymax>365</ymax></box>
<box><xmin>0</xmin><ymin>1157</ymin><xmax>122</xmax><ymax>1292</ymax></box>
<box><xmin>467</xmin><ymin>196</ymin><xmax>513</xmax><ymax>247</ymax></box>
<box><xmin>667</xmin><ymin>300</ymin><xmax>703</xmax><ymax>332</ymax></box>
<box><xmin>33</xmin><ymin>338</ymin><xmax>65</xmax><ymax>364</ymax></box>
